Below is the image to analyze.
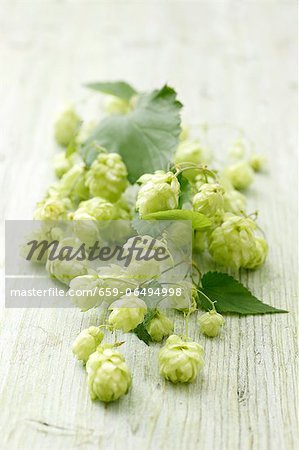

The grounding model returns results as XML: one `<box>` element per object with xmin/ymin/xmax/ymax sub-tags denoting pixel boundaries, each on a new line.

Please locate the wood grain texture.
<box><xmin>0</xmin><ymin>1</ymin><xmax>297</xmax><ymax>449</ymax></box>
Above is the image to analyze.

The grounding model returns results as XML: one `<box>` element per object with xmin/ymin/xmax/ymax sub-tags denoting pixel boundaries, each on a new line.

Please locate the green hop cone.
<box><xmin>208</xmin><ymin>213</ymin><xmax>266</xmax><ymax>270</ymax></box>
<box><xmin>249</xmin><ymin>153</ymin><xmax>266</xmax><ymax>172</ymax></box>
<box><xmin>192</xmin><ymin>183</ymin><xmax>225</xmax><ymax>217</ymax></box>
<box><xmin>146</xmin><ymin>311</ymin><xmax>174</xmax><ymax>342</ymax></box>
<box><xmin>85</xmin><ymin>152</ymin><xmax>128</xmax><ymax>202</ymax></box>
<box><xmin>224</xmin><ymin>161</ymin><xmax>254</xmax><ymax>190</ymax></box>
<box><xmin>74</xmin><ymin>197</ymin><xmax>117</xmax><ymax>221</ymax></box>
<box><xmin>174</xmin><ymin>140</ymin><xmax>210</xmax><ymax>181</ymax></box>
<box><xmin>136</xmin><ymin>170</ymin><xmax>180</xmax><ymax>216</ymax></box>
<box><xmin>198</xmin><ymin>310</ymin><xmax>225</xmax><ymax>337</ymax></box>
<box><xmin>86</xmin><ymin>344</ymin><xmax>131</xmax><ymax>402</ymax></box>
<box><xmin>34</xmin><ymin>195</ymin><xmax>71</xmax><ymax>221</ymax></box>
<box><xmin>108</xmin><ymin>295</ymin><xmax>147</xmax><ymax>332</ymax></box>
<box><xmin>158</xmin><ymin>335</ymin><xmax>204</xmax><ymax>383</ymax></box>
<box><xmin>69</xmin><ymin>273</ymin><xmax>105</xmax><ymax>311</ymax></box>
<box><xmin>167</xmin><ymin>281</ymin><xmax>197</xmax><ymax>311</ymax></box>
<box><xmin>72</xmin><ymin>326</ymin><xmax>104</xmax><ymax>363</ymax></box>
<box><xmin>244</xmin><ymin>236</ymin><xmax>268</xmax><ymax>269</ymax></box>
<box><xmin>46</xmin><ymin>238</ymin><xmax>88</xmax><ymax>286</ymax></box>
<box><xmin>54</xmin><ymin>107</ymin><xmax>81</xmax><ymax>147</ymax></box>
<box><xmin>71</xmin><ymin>212</ymin><xmax>100</xmax><ymax>247</ymax></box>
<box><xmin>50</xmin><ymin>163</ymin><xmax>89</xmax><ymax>204</ymax></box>
<box><xmin>223</xmin><ymin>188</ymin><xmax>246</xmax><ymax>214</ymax></box>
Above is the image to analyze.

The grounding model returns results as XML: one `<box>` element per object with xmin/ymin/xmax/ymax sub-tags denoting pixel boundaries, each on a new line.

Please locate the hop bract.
<box><xmin>208</xmin><ymin>213</ymin><xmax>266</xmax><ymax>269</ymax></box>
<box><xmin>108</xmin><ymin>295</ymin><xmax>147</xmax><ymax>332</ymax></box>
<box><xmin>72</xmin><ymin>326</ymin><xmax>104</xmax><ymax>363</ymax></box>
<box><xmin>86</xmin><ymin>344</ymin><xmax>131</xmax><ymax>402</ymax></box>
<box><xmin>225</xmin><ymin>161</ymin><xmax>254</xmax><ymax>190</ymax></box>
<box><xmin>193</xmin><ymin>183</ymin><xmax>225</xmax><ymax>217</ymax></box>
<box><xmin>146</xmin><ymin>311</ymin><xmax>174</xmax><ymax>342</ymax></box>
<box><xmin>136</xmin><ymin>170</ymin><xmax>180</xmax><ymax>216</ymax></box>
<box><xmin>85</xmin><ymin>153</ymin><xmax>128</xmax><ymax>202</ymax></box>
<box><xmin>54</xmin><ymin>107</ymin><xmax>81</xmax><ymax>147</ymax></box>
<box><xmin>198</xmin><ymin>309</ymin><xmax>225</xmax><ymax>337</ymax></box>
<box><xmin>158</xmin><ymin>335</ymin><xmax>204</xmax><ymax>383</ymax></box>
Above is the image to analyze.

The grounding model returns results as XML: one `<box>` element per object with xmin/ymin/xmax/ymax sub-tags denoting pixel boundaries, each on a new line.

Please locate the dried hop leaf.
<box><xmin>158</xmin><ymin>335</ymin><xmax>204</xmax><ymax>383</ymax></box>
<box><xmin>86</xmin><ymin>344</ymin><xmax>131</xmax><ymax>402</ymax></box>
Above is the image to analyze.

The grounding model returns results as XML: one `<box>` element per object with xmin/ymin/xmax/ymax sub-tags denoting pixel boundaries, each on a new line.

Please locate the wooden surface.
<box><xmin>0</xmin><ymin>1</ymin><xmax>297</xmax><ymax>449</ymax></box>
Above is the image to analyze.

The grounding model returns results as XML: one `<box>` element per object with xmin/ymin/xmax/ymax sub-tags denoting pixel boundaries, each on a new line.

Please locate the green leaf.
<box><xmin>198</xmin><ymin>272</ymin><xmax>288</xmax><ymax>315</ymax></box>
<box><xmin>82</xmin><ymin>85</ymin><xmax>182</xmax><ymax>183</ymax></box>
<box><xmin>143</xmin><ymin>209</ymin><xmax>211</xmax><ymax>230</ymax></box>
<box><xmin>177</xmin><ymin>173</ymin><xmax>192</xmax><ymax>208</ymax></box>
<box><xmin>84</xmin><ymin>80</ymin><xmax>137</xmax><ymax>101</ymax></box>
<box><xmin>133</xmin><ymin>309</ymin><xmax>158</xmax><ymax>345</ymax></box>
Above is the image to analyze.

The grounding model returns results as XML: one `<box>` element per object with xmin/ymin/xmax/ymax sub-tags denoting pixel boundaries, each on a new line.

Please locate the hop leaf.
<box><xmin>82</xmin><ymin>85</ymin><xmax>182</xmax><ymax>183</ymax></box>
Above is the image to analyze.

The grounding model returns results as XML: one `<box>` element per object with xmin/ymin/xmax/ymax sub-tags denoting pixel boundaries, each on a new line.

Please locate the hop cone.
<box><xmin>86</xmin><ymin>344</ymin><xmax>131</xmax><ymax>402</ymax></box>
<box><xmin>193</xmin><ymin>183</ymin><xmax>225</xmax><ymax>217</ymax></box>
<box><xmin>146</xmin><ymin>311</ymin><xmax>174</xmax><ymax>342</ymax></box>
<box><xmin>136</xmin><ymin>170</ymin><xmax>180</xmax><ymax>216</ymax></box>
<box><xmin>198</xmin><ymin>310</ymin><xmax>225</xmax><ymax>337</ymax></box>
<box><xmin>208</xmin><ymin>213</ymin><xmax>260</xmax><ymax>269</ymax></box>
<box><xmin>54</xmin><ymin>107</ymin><xmax>81</xmax><ymax>147</ymax></box>
<box><xmin>86</xmin><ymin>153</ymin><xmax>128</xmax><ymax>202</ymax></box>
<box><xmin>72</xmin><ymin>326</ymin><xmax>104</xmax><ymax>363</ymax></box>
<box><xmin>158</xmin><ymin>335</ymin><xmax>204</xmax><ymax>383</ymax></box>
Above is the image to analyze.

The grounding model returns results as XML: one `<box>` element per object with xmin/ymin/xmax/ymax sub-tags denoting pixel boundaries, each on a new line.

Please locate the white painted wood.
<box><xmin>0</xmin><ymin>1</ymin><xmax>297</xmax><ymax>449</ymax></box>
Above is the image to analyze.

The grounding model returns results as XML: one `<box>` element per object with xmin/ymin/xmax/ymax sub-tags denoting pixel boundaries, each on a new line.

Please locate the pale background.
<box><xmin>0</xmin><ymin>1</ymin><xmax>298</xmax><ymax>450</ymax></box>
